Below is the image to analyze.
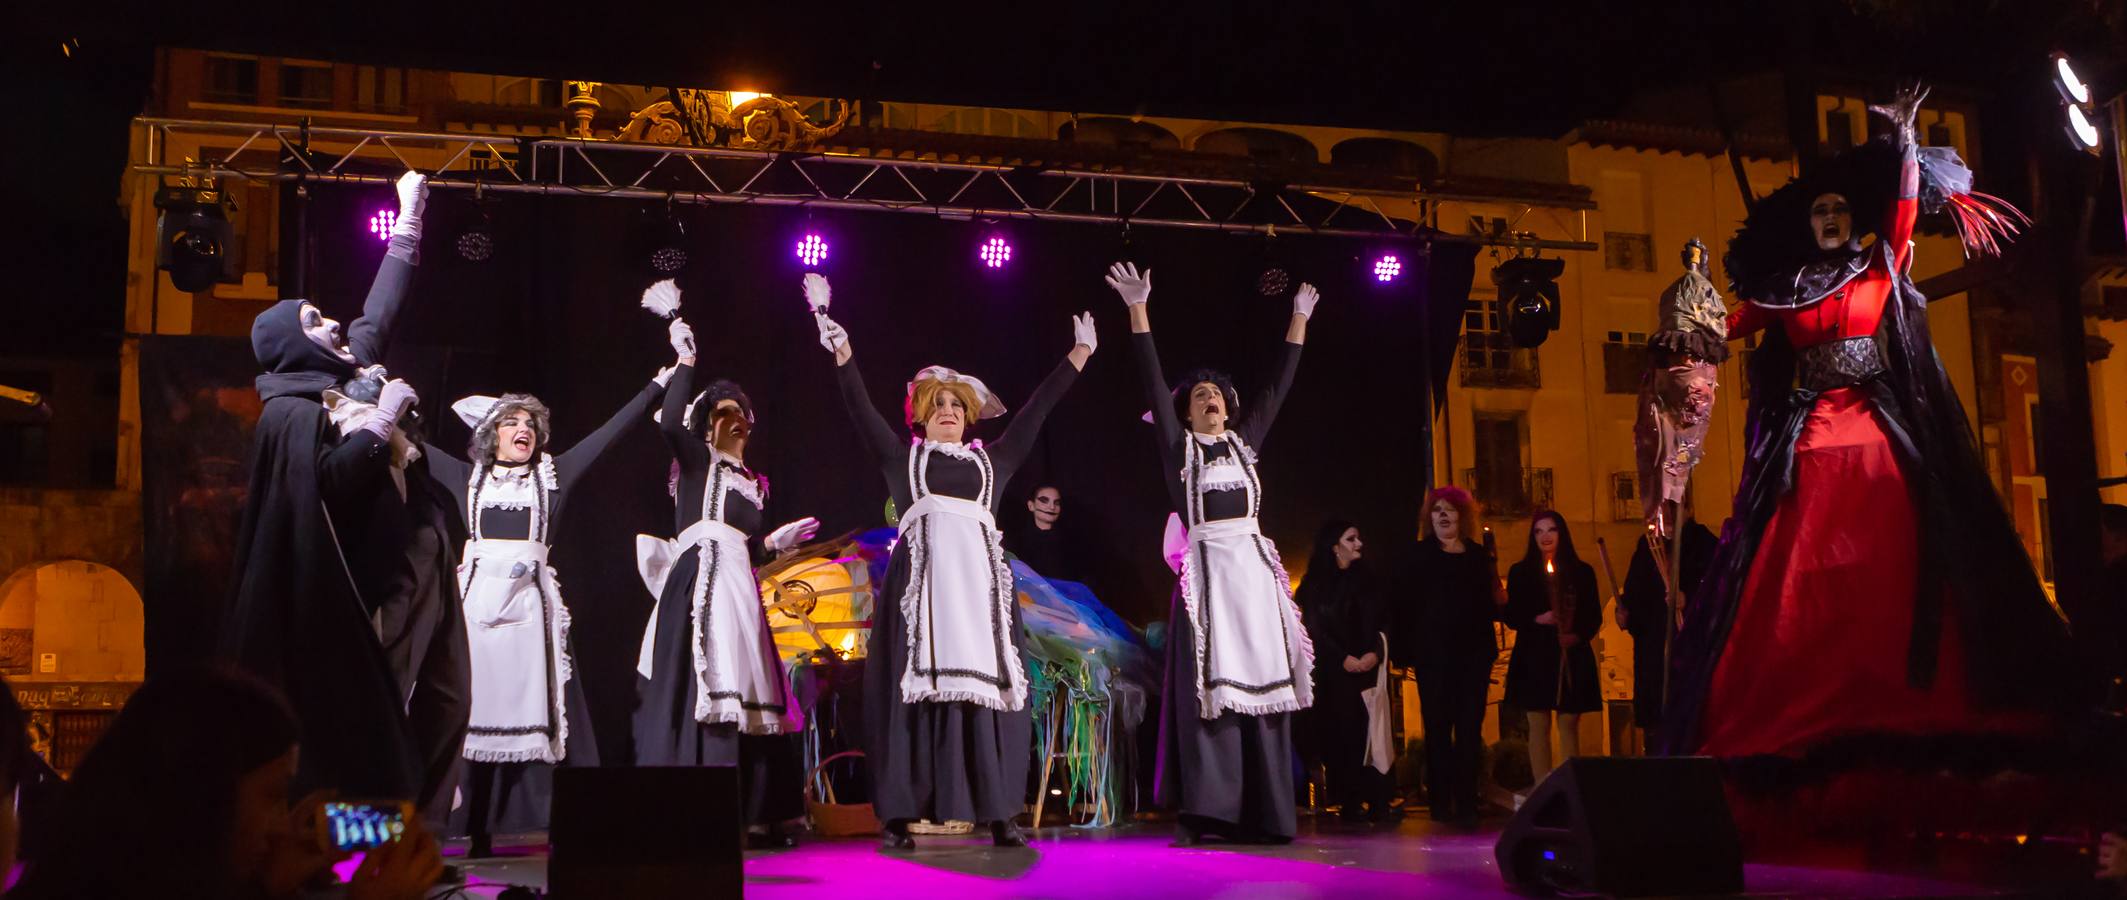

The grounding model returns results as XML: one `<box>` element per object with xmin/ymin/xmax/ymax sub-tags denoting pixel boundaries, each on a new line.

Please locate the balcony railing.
<box><xmin>1460</xmin><ymin>466</ymin><xmax>1555</xmax><ymax>518</ymax></box>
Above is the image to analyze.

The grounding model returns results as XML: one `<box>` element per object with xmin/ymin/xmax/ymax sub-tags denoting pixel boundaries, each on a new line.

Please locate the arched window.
<box><xmin>1330</xmin><ymin>138</ymin><xmax>1440</xmax><ymax>182</ymax></box>
<box><xmin>929</xmin><ymin>108</ymin><xmax>1041</xmax><ymax>139</ymax></box>
<box><xmin>1194</xmin><ymin>127</ymin><xmax>1320</xmax><ymax>164</ymax></box>
<box><xmin>1059</xmin><ymin>117</ymin><xmax>1180</xmax><ymax>151</ymax></box>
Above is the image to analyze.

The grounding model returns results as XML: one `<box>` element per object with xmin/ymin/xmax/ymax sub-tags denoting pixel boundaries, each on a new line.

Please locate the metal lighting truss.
<box><xmin>132</xmin><ymin>117</ymin><xmax>1596</xmax><ymax>251</ymax></box>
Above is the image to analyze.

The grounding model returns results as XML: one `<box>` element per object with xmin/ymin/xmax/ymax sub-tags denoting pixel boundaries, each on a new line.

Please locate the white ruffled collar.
<box><xmin>918</xmin><ymin>438</ymin><xmax>984</xmax><ymax>461</ymax></box>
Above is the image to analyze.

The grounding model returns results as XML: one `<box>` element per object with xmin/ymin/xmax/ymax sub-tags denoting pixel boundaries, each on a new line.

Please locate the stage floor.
<box><xmin>441</xmin><ymin>816</ymin><xmax>2054</xmax><ymax>898</ymax></box>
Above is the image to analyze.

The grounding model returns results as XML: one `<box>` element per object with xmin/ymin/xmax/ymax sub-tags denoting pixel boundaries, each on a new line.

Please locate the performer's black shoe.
<box><xmin>1170</xmin><ymin>819</ymin><xmax>1203</xmax><ymax>848</ymax></box>
<box><xmin>990</xmin><ymin>820</ymin><xmax>1029</xmax><ymax>848</ymax></box>
<box><xmin>466</xmin><ymin>834</ymin><xmax>495</xmax><ymax>859</ymax></box>
<box><xmin>880</xmin><ymin>822</ymin><xmax>915</xmax><ymax>852</ymax></box>
<box><xmin>748</xmin><ymin>824</ymin><xmax>798</xmax><ymax>850</ymax></box>
<box><xmin>436</xmin><ymin>865</ymin><xmax>468</xmax><ymax>885</ymax></box>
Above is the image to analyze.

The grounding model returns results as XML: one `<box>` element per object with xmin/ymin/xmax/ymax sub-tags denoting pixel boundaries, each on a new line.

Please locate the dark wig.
<box><xmin>684</xmin><ymin>378</ymin><xmax>755</xmax><ymax>440</ymax></box>
<box><xmin>1171</xmin><ymin>368</ymin><xmax>1241</xmax><ymax>429</ymax></box>
<box><xmin>1519</xmin><ymin>510</ymin><xmax>1584</xmax><ymax>572</ymax></box>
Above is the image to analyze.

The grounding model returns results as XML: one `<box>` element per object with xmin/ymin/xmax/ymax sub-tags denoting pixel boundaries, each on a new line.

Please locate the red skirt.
<box><xmin>1698</xmin><ymin>389</ymin><xmax>2035</xmax><ymax>758</ymax></box>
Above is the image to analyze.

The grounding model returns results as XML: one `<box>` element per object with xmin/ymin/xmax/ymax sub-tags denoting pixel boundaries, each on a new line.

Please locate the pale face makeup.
<box><xmin>494</xmin><ymin>412</ymin><xmax>537</xmax><ymax>464</ymax></box>
<box><xmin>299</xmin><ymin>303</ymin><xmax>356</xmax><ymax>364</ymax></box>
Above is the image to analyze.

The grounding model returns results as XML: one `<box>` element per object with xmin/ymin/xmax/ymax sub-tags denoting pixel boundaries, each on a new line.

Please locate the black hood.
<box><xmin>253</xmin><ymin>299</ymin><xmax>357</xmax><ymax>400</ymax></box>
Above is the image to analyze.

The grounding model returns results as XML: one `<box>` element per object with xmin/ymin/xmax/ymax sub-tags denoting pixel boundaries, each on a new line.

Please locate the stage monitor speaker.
<box><xmin>549</xmin><ymin>766</ymin><xmax>744</xmax><ymax>899</ymax></box>
<box><xmin>1495</xmin><ymin>756</ymin><xmax>1742</xmax><ymax>897</ymax></box>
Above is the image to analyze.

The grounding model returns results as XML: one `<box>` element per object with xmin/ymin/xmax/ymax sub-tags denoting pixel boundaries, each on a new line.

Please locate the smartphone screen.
<box><xmin>322</xmin><ymin>800</ymin><xmax>408</xmax><ymax>851</ymax></box>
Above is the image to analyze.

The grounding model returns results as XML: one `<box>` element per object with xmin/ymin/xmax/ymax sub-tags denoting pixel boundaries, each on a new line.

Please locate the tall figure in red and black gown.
<box><xmin>1662</xmin><ymin>85</ymin><xmax>2074</xmax><ymax>793</ymax></box>
<box><xmin>1108</xmin><ymin>262</ymin><xmax>1319</xmax><ymax>846</ymax></box>
<box><xmin>807</xmin><ymin>274</ymin><xmax>1095</xmax><ymax>852</ymax></box>
<box><xmin>223</xmin><ymin>172</ymin><xmax>433</xmax><ymax>800</ymax></box>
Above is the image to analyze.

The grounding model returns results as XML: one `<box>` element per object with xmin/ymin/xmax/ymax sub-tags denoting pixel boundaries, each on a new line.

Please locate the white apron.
<box><xmin>635</xmin><ymin>456</ymin><xmax>795</xmax><ymax>735</ymax></box>
<box><xmin>895</xmin><ymin>441</ymin><xmax>1026</xmax><ymax>712</ymax></box>
<box><xmin>1178</xmin><ymin>432</ymin><xmax>1314</xmax><ymax>719</ymax></box>
<box><xmin>459</xmin><ymin>456</ymin><xmax>574</xmax><ymax>764</ymax></box>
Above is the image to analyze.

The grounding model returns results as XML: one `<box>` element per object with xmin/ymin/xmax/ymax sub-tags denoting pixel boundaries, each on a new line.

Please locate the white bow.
<box><xmin>905</xmin><ymin>365</ymin><xmax>1006</xmax><ymax>420</ymax></box>
<box><xmin>452</xmin><ymin>394</ymin><xmax>504</xmax><ymax>429</ymax></box>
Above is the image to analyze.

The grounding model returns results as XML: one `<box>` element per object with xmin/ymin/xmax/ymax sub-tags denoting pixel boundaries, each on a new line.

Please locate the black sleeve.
<box><xmin>1574</xmin><ymin>563</ymin><xmax>1602</xmax><ymax>640</ymax></box>
<box><xmin>1501</xmin><ymin>565</ymin><xmax>1540</xmax><ymax>631</ymax></box>
<box><xmin>1130</xmin><ymin>331</ymin><xmax>1184</xmax><ymax>474</ymax></box>
<box><xmin>419</xmin><ymin>441</ymin><xmax>473</xmax><ymax>491</ymax></box>
<box><xmin>835</xmin><ymin>356</ymin><xmax>904</xmax><ymax>464</ymax></box>
<box><xmin>1301</xmin><ymin>593</ymin><xmax>1346</xmax><ymax>665</ymax></box>
<box><xmin>1239</xmin><ymin>339</ymin><xmax>1304</xmax><ymax>450</ymax></box>
<box><xmin>317</xmin><ymin>430</ymin><xmax>391</xmax><ymax>503</ymax></box>
<box><xmin>346</xmin><ymin>249</ymin><xmax>416</xmax><ymax>368</ymax></box>
<box><xmin>662</xmin><ymin>363</ymin><xmax>709</xmax><ymax>471</ymax></box>
<box><xmin>555</xmin><ymin>380</ymin><xmax>665</xmax><ymax>491</ymax></box>
<box><xmin>987</xmin><ymin>358</ymin><xmax>1080</xmax><ymax>479</ymax></box>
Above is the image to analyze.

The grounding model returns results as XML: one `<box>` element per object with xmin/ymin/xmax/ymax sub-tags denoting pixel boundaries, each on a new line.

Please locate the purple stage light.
<box><xmin>796</xmin><ymin>233</ymin><xmax>829</xmax><ymax>267</ymax></box>
<box><xmin>369</xmin><ymin>210</ymin><xmax>396</xmax><ymax>241</ymax></box>
<box><xmin>1372</xmin><ymin>255</ymin><xmax>1402</xmax><ymax>282</ymax></box>
<box><xmin>979</xmin><ymin>236</ymin><xmax>1012</xmax><ymax>269</ymax></box>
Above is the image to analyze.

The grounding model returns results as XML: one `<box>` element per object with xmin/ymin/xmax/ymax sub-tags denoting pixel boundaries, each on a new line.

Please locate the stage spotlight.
<box><xmin>978</xmin><ymin>236</ymin><xmax>1012</xmax><ymax>269</ymax></box>
<box><xmin>1373</xmin><ymin>255</ymin><xmax>1403</xmax><ymax>282</ymax></box>
<box><xmin>457</xmin><ymin>230</ymin><xmax>495</xmax><ymax>262</ymax></box>
<box><xmin>2054</xmin><ymin>53</ymin><xmax>2093</xmax><ymax>106</ymax></box>
<box><xmin>153</xmin><ymin>181</ymin><xmax>233</xmax><ymax>293</ymax></box>
<box><xmin>796</xmin><ymin>232</ymin><xmax>829</xmax><ymax>268</ymax></box>
<box><xmin>1494</xmin><ymin>255</ymin><xmax>1565</xmax><ymax>348</ymax></box>
<box><xmin>1257</xmin><ymin>267</ymin><xmax>1291</xmax><ymax>297</ymax></box>
<box><xmin>368</xmin><ymin>209</ymin><xmax>396</xmax><ymax>242</ymax></box>
<box><xmin>2066</xmin><ymin>102</ymin><xmax>2103</xmax><ymax>153</ymax></box>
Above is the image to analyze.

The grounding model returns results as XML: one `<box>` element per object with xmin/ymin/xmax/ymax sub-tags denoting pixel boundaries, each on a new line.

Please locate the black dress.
<box><xmin>222</xmin><ymin>240</ymin><xmax>425</xmax><ymax>801</ymax></box>
<box><xmin>1397</xmin><ymin>540</ymin><xmax>1499</xmax><ymax>822</ymax></box>
<box><xmin>425</xmin><ymin>379</ymin><xmax>665</xmax><ymax>838</ymax></box>
<box><xmin>1138</xmin><ymin>330</ymin><xmax>1307</xmax><ymax>841</ymax></box>
<box><xmin>632</xmin><ymin>363</ymin><xmax>804</xmax><ymax>826</ymax></box>
<box><xmin>1617</xmin><ymin>523</ymin><xmax>1716</xmax><ymax>728</ymax></box>
<box><xmin>1296</xmin><ymin>562</ymin><xmax>1390</xmax><ymax>818</ymax></box>
<box><xmin>1502</xmin><ymin>559</ymin><xmax>1601</xmax><ymax>714</ymax></box>
<box><xmin>837</xmin><ymin>354</ymin><xmax>1080</xmax><ymax>827</ymax></box>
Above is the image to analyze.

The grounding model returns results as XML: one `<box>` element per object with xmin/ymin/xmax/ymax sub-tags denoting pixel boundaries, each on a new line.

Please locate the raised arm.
<box><xmin>1237</xmin><ymin>283</ymin><xmax>1316</xmax><ymax>449</ymax></box>
<box><xmin>987</xmin><ymin>314</ymin><xmax>1094</xmax><ymax>474</ymax></box>
<box><xmin>554</xmin><ymin>377</ymin><xmax>666</xmax><ymax>489</ymax></box>
<box><xmin>346</xmin><ymin>173</ymin><xmax>428</xmax><ymax>367</ymax></box>
<box><xmin>660</xmin><ymin>317</ymin><xmax>710</xmax><ymax>470</ymax></box>
<box><xmin>806</xmin><ymin>274</ymin><xmax>904</xmax><ymax>463</ymax></box>
<box><xmin>1871</xmin><ymin>84</ymin><xmax>1926</xmax><ymax>272</ymax></box>
<box><xmin>1107</xmin><ymin>263</ymin><xmax>1185</xmax><ymax>468</ymax></box>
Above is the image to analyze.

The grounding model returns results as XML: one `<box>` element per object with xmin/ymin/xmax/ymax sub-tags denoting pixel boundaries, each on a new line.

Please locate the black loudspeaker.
<box><xmin>549</xmin><ymin>766</ymin><xmax>744</xmax><ymax>899</ymax></box>
<box><xmin>1495</xmin><ymin>756</ymin><xmax>1742</xmax><ymax>897</ymax></box>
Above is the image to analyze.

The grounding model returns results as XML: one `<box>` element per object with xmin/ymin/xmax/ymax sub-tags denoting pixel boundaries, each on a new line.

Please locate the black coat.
<box><xmin>1394</xmin><ymin>540</ymin><xmax>1499</xmax><ymax>670</ymax></box>
<box><xmin>1502</xmin><ymin>558</ymin><xmax>1602</xmax><ymax>714</ymax></box>
<box><xmin>221</xmin><ymin>298</ymin><xmax>420</xmax><ymax>798</ymax></box>
<box><xmin>1618</xmin><ymin>523</ymin><xmax>1716</xmax><ymax>727</ymax></box>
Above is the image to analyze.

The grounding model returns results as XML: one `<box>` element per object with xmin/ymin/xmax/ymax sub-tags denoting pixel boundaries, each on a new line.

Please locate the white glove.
<box><xmin>802</xmin><ymin>273</ymin><xmax>832</xmax><ymax>312</ymax></box>
<box><xmin>377</xmin><ymin>378</ymin><xmax>418</xmax><ymax>421</ymax></box>
<box><xmin>669</xmin><ymin>317</ymin><xmax>696</xmax><ymax>359</ymax></box>
<box><xmin>1293</xmin><ymin>282</ymin><xmax>1320</xmax><ymax>319</ymax></box>
<box><xmin>390</xmin><ymin>172</ymin><xmax>427</xmax><ymax>239</ymax></box>
<box><xmin>1071</xmin><ymin>311</ymin><xmax>1097</xmax><ymax>354</ymax></box>
<box><xmin>1104</xmin><ymin>262</ymin><xmax>1151</xmax><ymax>306</ymax></box>
<box><xmin>765</xmin><ymin>517</ymin><xmax>821</xmax><ymax>553</ymax></box>
<box><xmin>815</xmin><ymin>313</ymin><xmax>848</xmax><ymax>355</ymax></box>
<box><xmin>653</xmin><ymin>365</ymin><xmax>676</xmax><ymax>388</ymax></box>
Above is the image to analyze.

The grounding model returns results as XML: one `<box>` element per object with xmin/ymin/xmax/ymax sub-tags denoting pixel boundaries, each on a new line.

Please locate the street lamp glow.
<box><xmin>2054</xmin><ymin>54</ymin><xmax>2092</xmax><ymax>106</ymax></box>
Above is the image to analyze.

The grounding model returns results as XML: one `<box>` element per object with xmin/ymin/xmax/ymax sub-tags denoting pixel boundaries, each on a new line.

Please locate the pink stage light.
<box><xmin>979</xmin><ymin>236</ymin><xmax>1012</xmax><ymax>269</ymax></box>
<box><xmin>1372</xmin><ymin>255</ymin><xmax>1402</xmax><ymax>282</ymax></box>
<box><xmin>796</xmin><ymin>233</ymin><xmax>829</xmax><ymax>267</ymax></box>
<box><xmin>368</xmin><ymin>210</ymin><xmax>396</xmax><ymax>241</ymax></box>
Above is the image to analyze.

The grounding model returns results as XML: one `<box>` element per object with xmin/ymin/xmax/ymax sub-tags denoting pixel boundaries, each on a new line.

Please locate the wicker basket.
<box><xmin>906</xmin><ymin>819</ymin><xmax>974</xmax><ymax>835</ymax></box>
<box><xmin>806</xmin><ymin>750</ymin><xmax>881</xmax><ymax>837</ymax></box>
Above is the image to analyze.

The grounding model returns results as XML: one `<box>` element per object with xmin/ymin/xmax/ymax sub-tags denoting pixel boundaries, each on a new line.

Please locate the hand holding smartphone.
<box><xmin>316</xmin><ymin>799</ymin><xmax>415</xmax><ymax>852</ymax></box>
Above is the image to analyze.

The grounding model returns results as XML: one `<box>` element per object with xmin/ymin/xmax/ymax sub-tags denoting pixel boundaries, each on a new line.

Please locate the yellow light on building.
<box><xmin>758</xmin><ymin>555</ymin><xmax>870</xmax><ymax>662</ymax></box>
<box><xmin>728</xmin><ymin>91</ymin><xmax>768</xmax><ymax>107</ymax></box>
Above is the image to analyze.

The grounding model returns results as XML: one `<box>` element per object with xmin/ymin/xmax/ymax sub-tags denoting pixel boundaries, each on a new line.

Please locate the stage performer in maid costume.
<box><xmin>224</xmin><ymin>171</ymin><xmax>432</xmax><ymax>801</ymax></box>
<box><xmin>806</xmin><ymin>273</ymin><xmax>1096</xmax><ymax>851</ymax></box>
<box><xmin>1105</xmin><ymin>261</ymin><xmax>1318</xmax><ymax>846</ymax></box>
<box><xmin>1664</xmin><ymin>85</ymin><xmax>2074</xmax><ymax>779</ymax></box>
<box><xmin>632</xmin><ymin>280</ymin><xmax>816</xmax><ymax>849</ymax></box>
<box><xmin>422</xmin><ymin>357</ymin><xmax>675</xmax><ymax>857</ymax></box>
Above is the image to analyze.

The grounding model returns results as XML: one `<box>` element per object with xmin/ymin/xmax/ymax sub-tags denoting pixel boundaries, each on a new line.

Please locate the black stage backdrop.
<box><xmin>142</xmin><ymin>183</ymin><xmax>1474</xmax><ymax>765</ymax></box>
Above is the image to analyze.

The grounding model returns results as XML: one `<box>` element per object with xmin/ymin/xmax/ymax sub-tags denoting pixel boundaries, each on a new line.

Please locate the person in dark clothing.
<box><xmin>634</xmin><ymin>298</ymin><xmax>816</xmax><ymax>849</ymax></box>
<box><xmin>1006</xmin><ymin>484</ymin><xmax>1081</xmax><ymax>582</ymax></box>
<box><xmin>1107</xmin><ymin>262</ymin><xmax>1321</xmax><ymax>847</ymax></box>
<box><xmin>1615</xmin><ymin>519</ymin><xmax>1718</xmax><ymax>737</ymax></box>
<box><xmin>221</xmin><ymin>171</ymin><xmax>430</xmax><ymax>801</ymax></box>
<box><xmin>1397</xmin><ymin>486</ymin><xmax>1500</xmax><ymax>828</ymax></box>
<box><xmin>1502</xmin><ymin>511</ymin><xmax>1601</xmax><ymax>783</ymax></box>
<box><xmin>2096</xmin><ymin>503</ymin><xmax>2127</xmax><ymax>709</ymax></box>
<box><xmin>1295</xmin><ymin>520</ymin><xmax>1393</xmax><ymax>823</ymax></box>
<box><xmin>809</xmin><ymin>273</ymin><xmax>1093</xmax><ymax>851</ymax></box>
<box><xmin>426</xmin><ymin>363</ymin><xmax>673</xmax><ymax>856</ymax></box>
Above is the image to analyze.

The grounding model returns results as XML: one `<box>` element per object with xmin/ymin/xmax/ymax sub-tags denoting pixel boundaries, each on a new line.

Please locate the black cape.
<box><xmin>221</xmin><ymin>299</ymin><xmax>420</xmax><ymax>798</ymax></box>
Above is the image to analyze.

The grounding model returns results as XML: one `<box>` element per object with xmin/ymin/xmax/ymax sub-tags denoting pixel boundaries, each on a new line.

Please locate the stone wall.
<box><xmin>0</xmin><ymin>487</ymin><xmax>142</xmax><ymax>590</ymax></box>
